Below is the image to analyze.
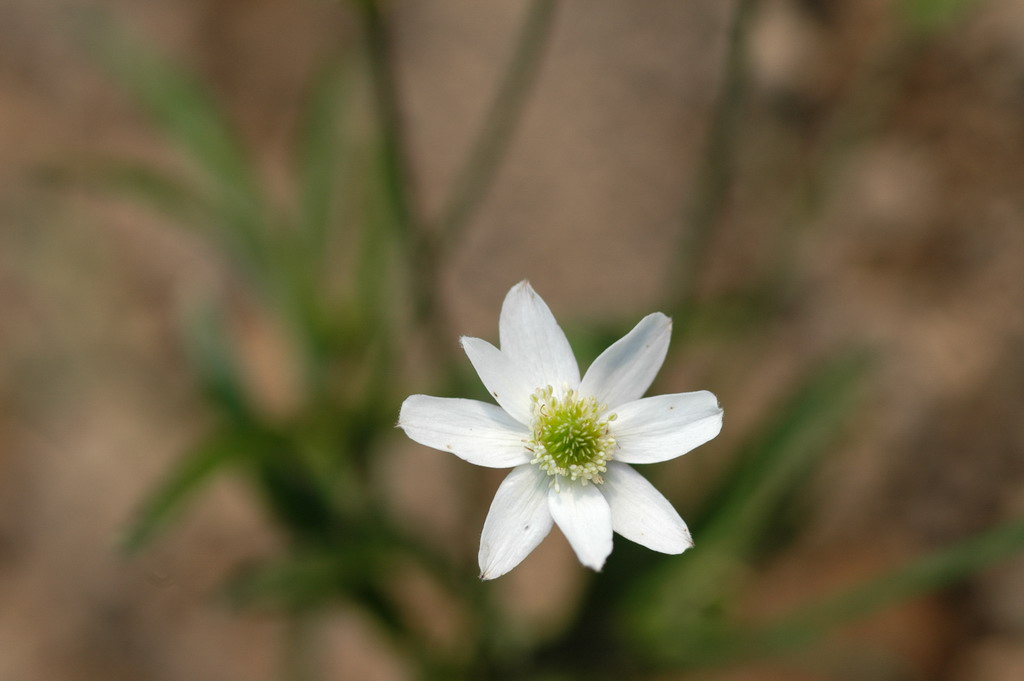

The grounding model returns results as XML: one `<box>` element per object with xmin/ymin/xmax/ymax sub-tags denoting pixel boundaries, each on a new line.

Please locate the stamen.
<box><xmin>529</xmin><ymin>386</ymin><xmax>616</xmax><ymax>487</ymax></box>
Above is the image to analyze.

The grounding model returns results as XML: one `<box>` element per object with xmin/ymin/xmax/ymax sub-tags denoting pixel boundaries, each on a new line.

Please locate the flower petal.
<box><xmin>579</xmin><ymin>312</ymin><xmax>672</xmax><ymax>408</ymax></box>
<box><xmin>600</xmin><ymin>462</ymin><xmax>692</xmax><ymax>554</ymax></box>
<box><xmin>478</xmin><ymin>465</ymin><xmax>554</xmax><ymax>580</ymax></box>
<box><xmin>499</xmin><ymin>281</ymin><xmax>580</xmax><ymax>392</ymax></box>
<box><xmin>547</xmin><ymin>482</ymin><xmax>613</xmax><ymax>571</ymax></box>
<box><xmin>611</xmin><ymin>391</ymin><xmax>723</xmax><ymax>464</ymax></box>
<box><xmin>461</xmin><ymin>336</ymin><xmax>535</xmax><ymax>425</ymax></box>
<box><xmin>398</xmin><ymin>395</ymin><xmax>530</xmax><ymax>468</ymax></box>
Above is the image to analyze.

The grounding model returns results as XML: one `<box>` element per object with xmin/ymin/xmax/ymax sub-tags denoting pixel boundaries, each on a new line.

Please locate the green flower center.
<box><xmin>529</xmin><ymin>386</ymin><xmax>616</xmax><ymax>486</ymax></box>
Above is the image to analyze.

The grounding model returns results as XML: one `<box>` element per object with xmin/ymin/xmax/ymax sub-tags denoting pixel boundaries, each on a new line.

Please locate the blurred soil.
<box><xmin>2</xmin><ymin>0</ymin><xmax>1024</xmax><ymax>679</ymax></box>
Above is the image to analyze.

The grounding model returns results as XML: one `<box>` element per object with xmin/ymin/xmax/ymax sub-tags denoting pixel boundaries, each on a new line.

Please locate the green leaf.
<box><xmin>296</xmin><ymin>60</ymin><xmax>351</xmax><ymax>252</ymax></box>
<box><xmin>689</xmin><ymin>514</ymin><xmax>1024</xmax><ymax>667</ymax></box>
<box><xmin>224</xmin><ymin>541</ymin><xmax>401</xmax><ymax>616</ymax></box>
<box><xmin>248</xmin><ymin>447</ymin><xmax>341</xmax><ymax>541</ymax></box>
<box><xmin>695</xmin><ymin>351</ymin><xmax>871</xmax><ymax>548</ymax></box>
<box><xmin>121</xmin><ymin>427</ymin><xmax>247</xmax><ymax>552</ymax></box>
<box><xmin>625</xmin><ymin>351</ymin><xmax>872</xmax><ymax>657</ymax></box>
<box><xmin>82</xmin><ymin>17</ymin><xmax>269</xmax><ymax>255</ymax></box>
<box><xmin>225</xmin><ymin>550</ymin><xmax>355</xmax><ymax>611</ymax></box>
<box><xmin>40</xmin><ymin>159</ymin><xmax>217</xmax><ymax>232</ymax></box>
<box><xmin>184</xmin><ymin>302</ymin><xmax>252</xmax><ymax>422</ymax></box>
<box><xmin>901</xmin><ymin>0</ymin><xmax>981</xmax><ymax>34</ymax></box>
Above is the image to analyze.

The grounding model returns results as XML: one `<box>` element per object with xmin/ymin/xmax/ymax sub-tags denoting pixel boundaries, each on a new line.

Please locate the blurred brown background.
<box><xmin>2</xmin><ymin>0</ymin><xmax>1024</xmax><ymax>679</ymax></box>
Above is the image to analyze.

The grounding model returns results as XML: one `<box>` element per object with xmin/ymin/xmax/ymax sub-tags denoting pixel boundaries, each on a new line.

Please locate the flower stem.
<box><xmin>437</xmin><ymin>0</ymin><xmax>560</xmax><ymax>247</ymax></box>
<box><xmin>354</xmin><ymin>0</ymin><xmax>454</xmax><ymax>366</ymax></box>
<box><xmin>668</xmin><ymin>0</ymin><xmax>759</xmax><ymax>319</ymax></box>
<box><xmin>355</xmin><ymin>0</ymin><xmax>418</xmax><ymax>239</ymax></box>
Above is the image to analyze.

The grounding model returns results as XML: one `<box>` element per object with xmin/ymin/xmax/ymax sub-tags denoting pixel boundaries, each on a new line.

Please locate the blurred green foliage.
<box><xmin>902</xmin><ymin>0</ymin><xmax>982</xmax><ymax>34</ymax></box>
<box><xmin>57</xmin><ymin>0</ymin><xmax>1024</xmax><ymax>680</ymax></box>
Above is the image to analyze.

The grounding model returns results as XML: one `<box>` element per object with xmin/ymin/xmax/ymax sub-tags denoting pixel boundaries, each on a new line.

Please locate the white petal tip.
<box><xmin>508</xmin><ymin>280</ymin><xmax>541</xmax><ymax>300</ymax></box>
<box><xmin>667</xmin><ymin>536</ymin><xmax>695</xmax><ymax>555</ymax></box>
<box><xmin>709</xmin><ymin>408</ymin><xmax>725</xmax><ymax>436</ymax></box>
<box><xmin>641</xmin><ymin>533</ymin><xmax>693</xmax><ymax>555</ymax></box>
<box><xmin>477</xmin><ymin>564</ymin><xmax>506</xmax><ymax>581</ymax></box>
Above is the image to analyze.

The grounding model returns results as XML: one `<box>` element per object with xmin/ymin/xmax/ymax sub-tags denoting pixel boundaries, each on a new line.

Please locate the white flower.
<box><xmin>399</xmin><ymin>281</ymin><xmax>723</xmax><ymax>579</ymax></box>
